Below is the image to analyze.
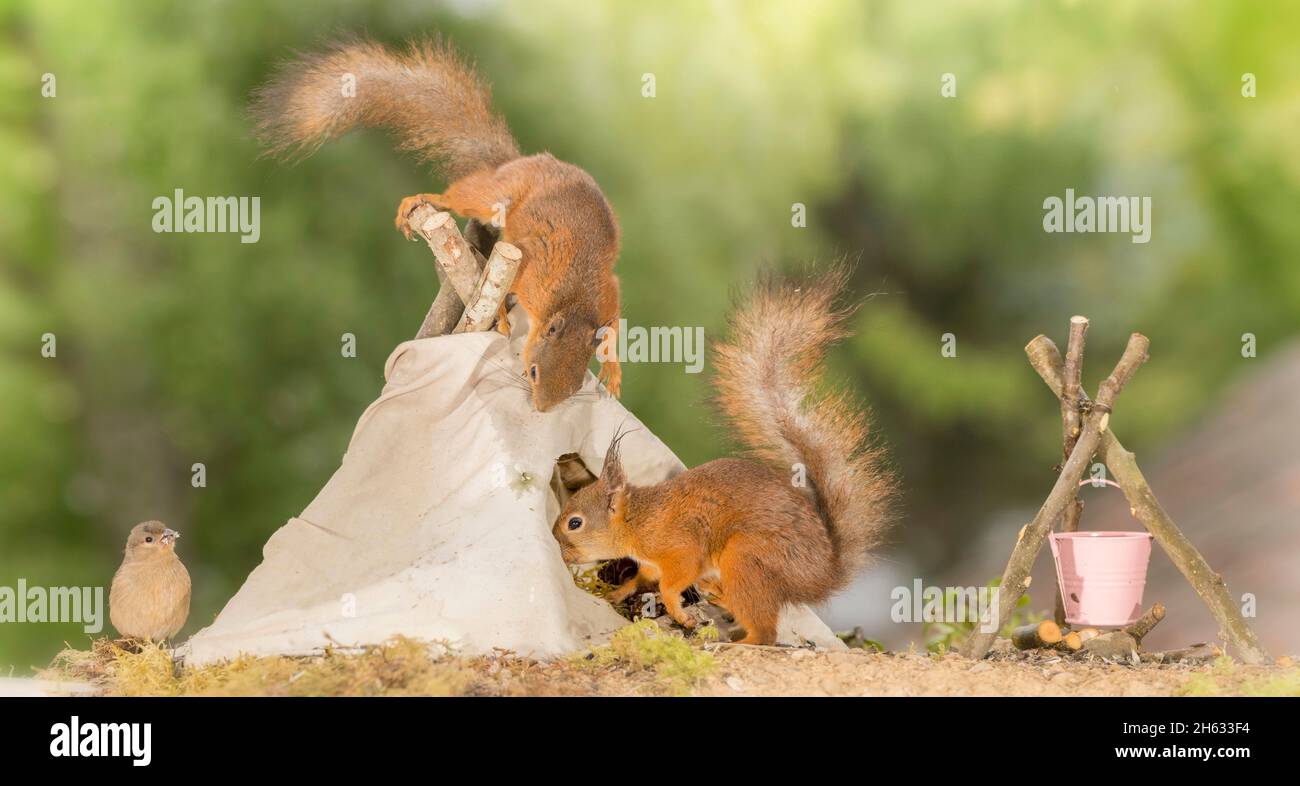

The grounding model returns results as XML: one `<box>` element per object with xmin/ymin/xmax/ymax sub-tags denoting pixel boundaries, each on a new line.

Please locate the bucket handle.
<box><xmin>1063</xmin><ymin>477</ymin><xmax>1151</xmax><ymax>537</ymax></box>
<box><xmin>1076</xmin><ymin>478</ymin><xmax>1122</xmax><ymax>491</ymax></box>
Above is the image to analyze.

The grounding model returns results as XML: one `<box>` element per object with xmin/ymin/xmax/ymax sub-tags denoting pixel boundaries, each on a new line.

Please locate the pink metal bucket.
<box><xmin>1050</xmin><ymin>530</ymin><xmax>1153</xmax><ymax>626</ymax></box>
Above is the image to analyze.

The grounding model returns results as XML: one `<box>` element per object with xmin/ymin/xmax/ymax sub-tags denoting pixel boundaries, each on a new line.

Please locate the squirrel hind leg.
<box><xmin>718</xmin><ymin>543</ymin><xmax>781</xmax><ymax>646</ymax></box>
<box><xmin>729</xmin><ymin>603</ymin><xmax>779</xmax><ymax>646</ymax></box>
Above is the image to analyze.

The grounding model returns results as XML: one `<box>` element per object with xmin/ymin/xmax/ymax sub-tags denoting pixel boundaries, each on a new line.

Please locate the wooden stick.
<box><xmin>1054</xmin><ymin>317</ymin><xmax>1089</xmax><ymax>626</ymax></box>
<box><xmin>1024</xmin><ymin>337</ymin><xmax>1271</xmax><ymax>665</ymax></box>
<box><xmin>1060</xmin><ymin>316</ymin><xmax>1090</xmax><ymax>463</ymax></box>
<box><xmin>418</xmin><ymin>270</ymin><xmax>462</xmax><ymax>338</ymax></box>
<box><xmin>962</xmin><ymin>422</ymin><xmax>1101</xmax><ymax>659</ymax></box>
<box><xmin>964</xmin><ymin>335</ymin><xmax>1149</xmax><ymax>660</ymax></box>
<box><xmin>454</xmin><ymin>241</ymin><xmax>523</xmax><ymax>333</ymax></box>
<box><xmin>406</xmin><ymin>206</ymin><xmax>486</xmax><ymax>338</ymax></box>
<box><xmin>1140</xmin><ymin>644</ymin><xmax>1221</xmax><ymax>664</ymax></box>
<box><xmin>1094</xmin><ymin>333</ymin><xmax>1149</xmax><ymax>412</ymax></box>
<box><xmin>1100</xmin><ymin>447</ymin><xmax>1272</xmax><ymax>663</ymax></box>
<box><xmin>1011</xmin><ymin>620</ymin><xmax>1063</xmax><ymax>650</ymax></box>
<box><xmin>1124</xmin><ymin>603</ymin><xmax>1166</xmax><ymax>643</ymax></box>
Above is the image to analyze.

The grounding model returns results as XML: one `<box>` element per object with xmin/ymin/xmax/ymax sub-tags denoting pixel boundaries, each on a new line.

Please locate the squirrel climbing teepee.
<box><xmin>179</xmin><ymin>210</ymin><xmax>841</xmax><ymax>665</ymax></box>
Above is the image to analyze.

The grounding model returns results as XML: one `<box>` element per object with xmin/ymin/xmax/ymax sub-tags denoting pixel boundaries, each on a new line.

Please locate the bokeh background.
<box><xmin>3</xmin><ymin>0</ymin><xmax>1298</xmax><ymax>668</ymax></box>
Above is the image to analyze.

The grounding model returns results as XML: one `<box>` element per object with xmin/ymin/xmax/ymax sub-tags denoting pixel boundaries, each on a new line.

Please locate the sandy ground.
<box><xmin>18</xmin><ymin>628</ymin><xmax>1295</xmax><ymax>698</ymax></box>
<box><xmin>14</xmin><ymin>648</ymin><xmax>1290</xmax><ymax>697</ymax></box>
<box><xmin>462</xmin><ymin>645</ymin><xmax>1288</xmax><ymax>697</ymax></box>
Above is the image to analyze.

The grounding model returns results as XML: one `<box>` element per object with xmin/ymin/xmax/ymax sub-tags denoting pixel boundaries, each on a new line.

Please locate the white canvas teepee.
<box><xmin>180</xmin><ymin>310</ymin><xmax>843</xmax><ymax>665</ymax></box>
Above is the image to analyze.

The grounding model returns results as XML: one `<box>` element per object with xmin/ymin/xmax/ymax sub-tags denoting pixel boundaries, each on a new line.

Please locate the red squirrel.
<box><xmin>252</xmin><ymin>38</ymin><xmax>621</xmax><ymax>411</ymax></box>
<box><xmin>552</xmin><ymin>269</ymin><xmax>896</xmax><ymax>645</ymax></box>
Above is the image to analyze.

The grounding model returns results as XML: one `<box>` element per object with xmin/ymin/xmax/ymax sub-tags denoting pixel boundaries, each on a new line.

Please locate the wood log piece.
<box><xmin>1076</xmin><ymin>627</ymin><xmax>1102</xmax><ymax>644</ymax></box>
<box><xmin>1055</xmin><ymin>630</ymin><xmax>1083</xmax><ymax>652</ymax></box>
<box><xmin>1011</xmin><ymin>620</ymin><xmax>1063</xmax><ymax>650</ymax></box>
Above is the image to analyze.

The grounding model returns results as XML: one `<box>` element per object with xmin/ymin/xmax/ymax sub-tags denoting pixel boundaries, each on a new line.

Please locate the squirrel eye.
<box><xmin>529</xmin><ymin>365</ymin><xmax>538</xmax><ymax>381</ymax></box>
<box><xmin>145</xmin><ymin>536</ymin><xmax>154</xmax><ymax>543</ymax></box>
<box><xmin>566</xmin><ymin>516</ymin><xmax>583</xmax><ymax>531</ymax></box>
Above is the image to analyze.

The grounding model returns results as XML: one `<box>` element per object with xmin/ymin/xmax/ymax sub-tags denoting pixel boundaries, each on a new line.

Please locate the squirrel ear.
<box><xmin>605</xmin><ymin>490</ymin><xmax>620</xmax><ymax>515</ymax></box>
<box><xmin>545</xmin><ymin>314</ymin><xmax>566</xmax><ymax>337</ymax></box>
<box><xmin>601</xmin><ymin>448</ymin><xmax>626</xmax><ymax>494</ymax></box>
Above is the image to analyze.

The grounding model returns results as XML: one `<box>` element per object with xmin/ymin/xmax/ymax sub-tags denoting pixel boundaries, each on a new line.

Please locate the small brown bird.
<box><xmin>109</xmin><ymin>521</ymin><xmax>191</xmax><ymax>642</ymax></box>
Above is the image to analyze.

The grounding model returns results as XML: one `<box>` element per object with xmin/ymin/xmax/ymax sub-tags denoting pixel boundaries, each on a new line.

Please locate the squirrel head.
<box><xmin>552</xmin><ymin>441</ymin><xmax>629</xmax><ymax>563</ymax></box>
<box><xmin>524</xmin><ymin>307</ymin><xmax>607</xmax><ymax>412</ymax></box>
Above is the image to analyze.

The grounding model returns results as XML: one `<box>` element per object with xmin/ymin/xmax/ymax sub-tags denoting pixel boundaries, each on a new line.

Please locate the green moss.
<box><xmin>569</xmin><ymin>563</ymin><xmax>618</xmax><ymax>597</ymax></box>
<box><xmin>580</xmin><ymin>620</ymin><xmax>717</xmax><ymax>695</ymax></box>
<box><xmin>1210</xmin><ymin>655</ymin><xmax>1238</xmax><ymax>676</ymax></box>
<box><xmin>45</xmin><ymin>636</ymin><xmax>469</xmax><ymax>697</ymax></box>
<box><xmin>1176</xmin><ymin>671</ymin><xmax>1223</xmax><ymax>697</ymax></box>
<box><xmin>693</xmin><ymin>623</ymin><xmax>721</xmax><ymax>643</ymax></box>
<box><xmin>1241</xmin><ymin>669</ymin><xmax>1300</xmax><ymax>697</ymax></box>
<box><xmin>1176</xmin><ymin>657</ymin><xmax>1300</xmax><ymax>698</ymax></box>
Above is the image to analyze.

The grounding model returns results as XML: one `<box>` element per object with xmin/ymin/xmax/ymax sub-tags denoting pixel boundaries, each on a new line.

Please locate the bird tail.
<box><xmin>251</xmin><ymin>37</ymin><xmax>520</xmax><ymax>181</ymax></box>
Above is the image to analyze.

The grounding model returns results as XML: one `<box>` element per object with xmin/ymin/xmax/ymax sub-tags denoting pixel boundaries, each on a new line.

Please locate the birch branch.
<box><xmin>406</xmin><ymin>205</ymin><xmax>486</xmax><ymax>338</ymax></box>
<box><xmin>1060</xmin><ymin>315</ymin><xmax>1090</xmax><ymax>465</ymax></box>
<box><xmin>1055</xmin><ymin>316</ymin><xmax>1089</xmax><ymax>626</ymax></box>
<box><xmin>1124</xmin><ymin>602</ymin><xmax>1166</xmax><ymax>643</ymax></box>
<box><xmin>454</xmin><ymin>241</ymin><xmax>522</xmax><ymax>333</ymax></box>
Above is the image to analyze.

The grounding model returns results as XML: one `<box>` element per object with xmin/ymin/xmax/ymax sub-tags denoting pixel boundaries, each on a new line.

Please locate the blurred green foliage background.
<box><xmin>2</xmin><ymin>0</ymin><xmax>1298</xmax><ymax>668</ymax></box>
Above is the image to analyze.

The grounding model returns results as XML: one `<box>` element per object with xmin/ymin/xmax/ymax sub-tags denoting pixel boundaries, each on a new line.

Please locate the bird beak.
<box><xmin>161</xmin><ymin>528</ymin><xmax>180</xmax><ymax>545</ymax></box>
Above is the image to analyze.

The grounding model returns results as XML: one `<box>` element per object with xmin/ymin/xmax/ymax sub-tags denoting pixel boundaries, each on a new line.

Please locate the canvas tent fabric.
<box><xmin>180</xmin><ymin>310</ymin><xmax>844</xmax><ymax>665</ymax></box>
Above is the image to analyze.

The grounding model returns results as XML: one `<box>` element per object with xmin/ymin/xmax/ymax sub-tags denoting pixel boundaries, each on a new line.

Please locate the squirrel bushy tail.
<box><xmin>711</xmin><ymin>268</ymin><xmax>895</xmax><ymax>587</ymax></box>
<box><xmin>251</xmin><ymin>38</ymin><xmax>520</xmax><ymax>180</ymax></box>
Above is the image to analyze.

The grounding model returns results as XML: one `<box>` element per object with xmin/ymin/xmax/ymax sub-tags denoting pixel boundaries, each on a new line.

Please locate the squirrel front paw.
<box><xmin>394</xmin><ymin>193</ymin><xmax>447</xmax><ymax>240</ymax></box>
<box><xmin>598</xmin><ymin>361</ymin><xmax>622</xmax><ymax>398</ymax></box>
<box><xmin>494</xmin><ymin>303</ymin><xmax>512</xmax><ymax>336</ymax></box>
<box><xmin>669</xmin><ymin>609</ymin><xmax>697</xmax><ymax>630</ymax></box>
